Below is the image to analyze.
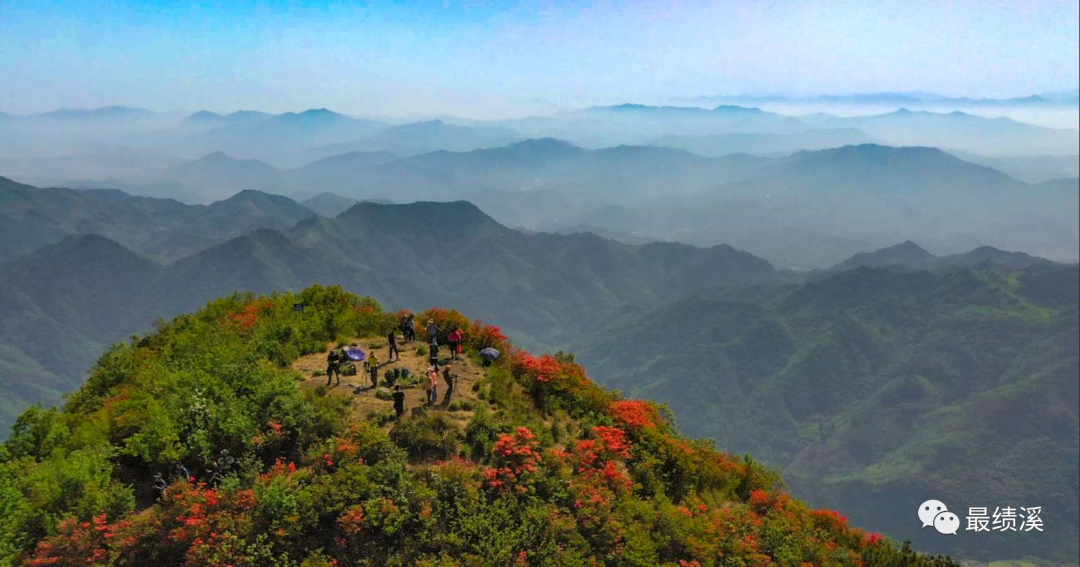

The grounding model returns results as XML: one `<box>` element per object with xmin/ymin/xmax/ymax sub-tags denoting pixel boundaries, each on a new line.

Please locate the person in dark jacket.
<box><xmin>326</xmin><ymin>348</ymin><xmax>342</xmax><ymax>386</ymax></box>
<box><xmin>406</xmin><ymin>313</ymin><xmax>419</xmax><ymax>341</ymax></box>
<box><xmin>387</xmin><ymin>330</ymin><xmax>400</xmax><ymax>361</ymax></box>
<box><xmin>153</xmin><ymin>473</ymin><xmax>168</xmax><ymax>500</ymax></box>
<box><xmin>428</xmin><ymin>339</ymin><xmax>440</xmax><ymax>369</ymax></box>
<box><xmin>441</xmin><ymin>366</ymin><xmax>456</xmax><ymax>405</ymax></box>
<box><xmin>392</xmin><ymin>385</ymin><xmax>406</xmax><ymax>420</ymax></box>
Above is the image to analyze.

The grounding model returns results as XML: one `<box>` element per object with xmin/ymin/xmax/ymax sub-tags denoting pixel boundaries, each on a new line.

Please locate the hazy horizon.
<box><xmin>2</xmin><ymin>0</ymin><xmax>1078</xmax><ymax>119</ymax></box>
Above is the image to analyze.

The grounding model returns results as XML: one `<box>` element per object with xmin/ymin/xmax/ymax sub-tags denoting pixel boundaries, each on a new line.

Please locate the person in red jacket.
<box><xmin>448</xmin><ymin>328</ymin><xmax>463</xmax><ymax>360</ymax></box>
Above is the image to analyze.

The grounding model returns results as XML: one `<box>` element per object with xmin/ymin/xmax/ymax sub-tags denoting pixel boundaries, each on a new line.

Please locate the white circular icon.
<box><xmin>918</xmin><ymin>499</ymin><xmax>948</xmax><ymax>528</ymax></box>
<box><xmin>934</xmin><ymin>511</ymin><xmax>960</xmax><ymax>535</ymax></box>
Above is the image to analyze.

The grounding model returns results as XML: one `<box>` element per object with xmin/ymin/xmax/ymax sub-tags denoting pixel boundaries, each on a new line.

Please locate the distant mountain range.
<box><xmin>0</xmin><ymin>176</ymin><xmax>315</xmax><ymax>263</ymax></box>
<box><xmin>652</xmin><ymin>128</ymin><xmax>878</xmax><ymax>157</ymax></box>
<box><xmin>817</xmin><ymin>108</ymin><xmax>1079</xmax><ymax>155</ymax></box>
<box><xmin>4</xmin><ymin>102</ymin><xmax>1077</xmax><ymax>197</ymax></box>
<box><xmin>5</xmin><ymin>140</ymin><xmax>1077</xmax><ymax>271</ymax></box>
<box><xmin>823</xmin><ymin>240</ymin><xmax>1052</xmax><ymax>273</ymax></box>
<box><xmin>558</xmin><ymin>144</ymin><xmax>1079</xmax><ymax>269</ymax></box>
<box><xmin>677</xmin><ymin>89</ymin><xmax>1080</xmax><ymax>107</ymax></box>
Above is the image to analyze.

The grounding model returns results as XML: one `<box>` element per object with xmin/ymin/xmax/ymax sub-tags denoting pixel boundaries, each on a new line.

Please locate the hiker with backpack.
<box><xmin>368</xmin><ymin>352</ymin><xmax>380</xmax><ymax>389</ymax></box>
<box><xmin>406</xmin><ymin>315</ymin><xmax>417</xmax><ymax>342</ymax></box>
<box><xmin>326</xmin><ymin>348</ymin><xmax>343</xmax><ymax>386</ymax></box>
<box><xmin>447</xmin><ymin>328</ymin><xmax>463</xmax><ymax>360</ymax></box>
<box><xmin>387</xmin><ymin>330</ymin><xmax>400</xmax><ymax>361</ymax></box>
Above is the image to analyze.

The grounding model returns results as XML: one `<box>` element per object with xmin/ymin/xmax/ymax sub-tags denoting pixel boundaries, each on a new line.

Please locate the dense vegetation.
<box><xmin>0</xmin><ymin>286</ymin><xmax>959</xmax><ymax>566</ymax></box>
<box><xmin>578</xmin><ymin>263</ymin><xmax>1080</xmax><ymax>563</ymax></box>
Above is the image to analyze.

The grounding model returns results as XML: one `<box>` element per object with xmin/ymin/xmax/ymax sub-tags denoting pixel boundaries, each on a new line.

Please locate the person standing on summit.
<box><xmin>326</xmin><ymin>348</ymin><xmax>342</xmax><ymax>386</ymax></box>
<box><xmin>367</xmin><ymin>352</ymin><xmax>380</xmax><ymax>389</ymax></box>
<box><xmin>426</xmin><ymin>319</ymin><xmax>440</xmax><ymax>345</ymax></box>
<box><xmin>387</xmin><ymin>330</ymin><xmax>399</xmax><ymax>361</ymax></box>
<box><xmin>447</xmin><ymin>327</ymin><xmax>463</xmax><ymax>360</ymax></box>
<box><xmin>423</xmin><ymin>366</ymin><xmax>438</xmax><ymax>407</ymax></box>
<box><xmin>428</xmin><ymin>339</ymin><xmax>440</xmax><ymax>370</ymax></box>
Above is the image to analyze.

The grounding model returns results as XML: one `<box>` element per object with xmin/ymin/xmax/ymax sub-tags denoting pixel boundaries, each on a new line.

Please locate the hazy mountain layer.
<box><xmin>557</xmin><ymin>145</ymin><xmax>1079</xmax><ymax>269</ymax></box>
<box><xmin>576</xmin><ymin>252</ymin><xmax>1079</xmax><ymax>564</ymax></box>
<box><xmin>0</xmin><ymin>177</ymin><xmax>315</xmax><ymax>263</ymax></box>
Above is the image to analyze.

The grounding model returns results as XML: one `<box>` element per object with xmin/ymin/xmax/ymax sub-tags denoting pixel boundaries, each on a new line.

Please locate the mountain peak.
<box><xmin>830</xmin><ymin>240</ymin><xmax>935</xmax><ymax>271</ymax></box>
<box><xmin>216</xmin><ymin>188</ymin><xmax>279</xmax><ymax>202</ymax></box>
<box><xmin>197</xmin><ymin>150</ymin><xmax>233</xmax><ymax>162</ymax></box>
<box><xmin>712</xmin><ymin>104</ymin><xmax>764</xmax><ymax>114</ymax></box>
<box><xmin>185</xmin><ymin>110</ymin><xmax>223</xmax><ymax>122</ymax></box>
<box><xmin>338</xmin><ymin>199</ymin><xmax>502</xmax><ymax>236</ymax></box>
<box><xmin>276</xmin><ymin>108</ymin><xmax>352</xmax><ymax>124</ymax></box>
<box><xmin>505</xmin><ymin>137</ymin><xmax>582</xmax><ymax>154</ymax></box>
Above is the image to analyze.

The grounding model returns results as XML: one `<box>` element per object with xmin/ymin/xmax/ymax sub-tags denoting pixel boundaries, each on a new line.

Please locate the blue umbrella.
<box><xmin>479</xmin><ymin>348</ymin><xmax>500</xmax><ymax>362</ymax></box>
<box><xmin>345</xmin><ymin>347</ymin><xmax>366</xmax><ymax>361</ymax></box>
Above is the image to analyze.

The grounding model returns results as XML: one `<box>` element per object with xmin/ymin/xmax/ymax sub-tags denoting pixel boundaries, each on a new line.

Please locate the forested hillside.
<box><xmin>578</xmin><ymin>262</ymin><xmax>1080</xmax><ymax>563</ymax></box>
<box><xmin>0</xmin><ymin>286</ymin><xmax>958</xmax><ymax>566</ymax></box>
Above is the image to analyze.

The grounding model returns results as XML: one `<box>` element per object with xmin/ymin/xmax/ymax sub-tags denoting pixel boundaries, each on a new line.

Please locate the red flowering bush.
<box><xmin>483</xmin><ymin>426</ymin><xmax>542</xmax><ymax>493</ymax></box>
<box><xmin>509</xmin><ymin>350</ymin><xmax>614</xmax><ymax>416</ymax></box>
<box><xmin>609</xmin><ymin>399</ymin><xmax>660</xmax><ymax>430</ymax></box>
<box><xmin>339</xmin><ymin>504</ymin><xmax>366</xmax><ymax>536</ymax></box>
<box><xmin>512</xmin><ymin>352</ymin><xmax>563</xmax><ymax>383</ymax></box>
<box><xmin>469</xmin><ymin>318</ymin><xmax>508</xmax><ymax>350</ymax></box>
<box><xmin>25</xmin><ymin>514</ymin><xmax>132</xmax><ymax>566</ymax></box>
<box><xmin>223</xmin><ymin>298</ymin><xmax>274</xmax><ymax>330</ymax></box>
<box><xmin>165</xmin><ymin>483</ymin><xmax>257</xmax><ymax>551</ymax></box>
<box><xmin>810</xmin><ymin>508</ymin><xmax>850</xmax><ymax>531</ymax></box>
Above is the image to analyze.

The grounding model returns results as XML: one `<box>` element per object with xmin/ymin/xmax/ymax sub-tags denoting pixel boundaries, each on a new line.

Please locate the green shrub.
<box><xmin>447</xmin><ymin>400</ymin><xmax>473</xmax><ymax>412</ymax></box>
<box><xmin>389</xmin><ymin>413</ymin><xmax>461</xmax><ymax>461</ymax></box>
<box><xmin>367</xmin><ymin>408</ymin><xmax>396</xmax><ymax>428</ymax></box>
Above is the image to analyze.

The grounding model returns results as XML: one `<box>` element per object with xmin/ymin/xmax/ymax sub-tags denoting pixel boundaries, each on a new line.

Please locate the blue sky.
<box><xmin>1</xmin><ymin>0</ymin><xmax>1077</xmax><ymax>118</ymax></box>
